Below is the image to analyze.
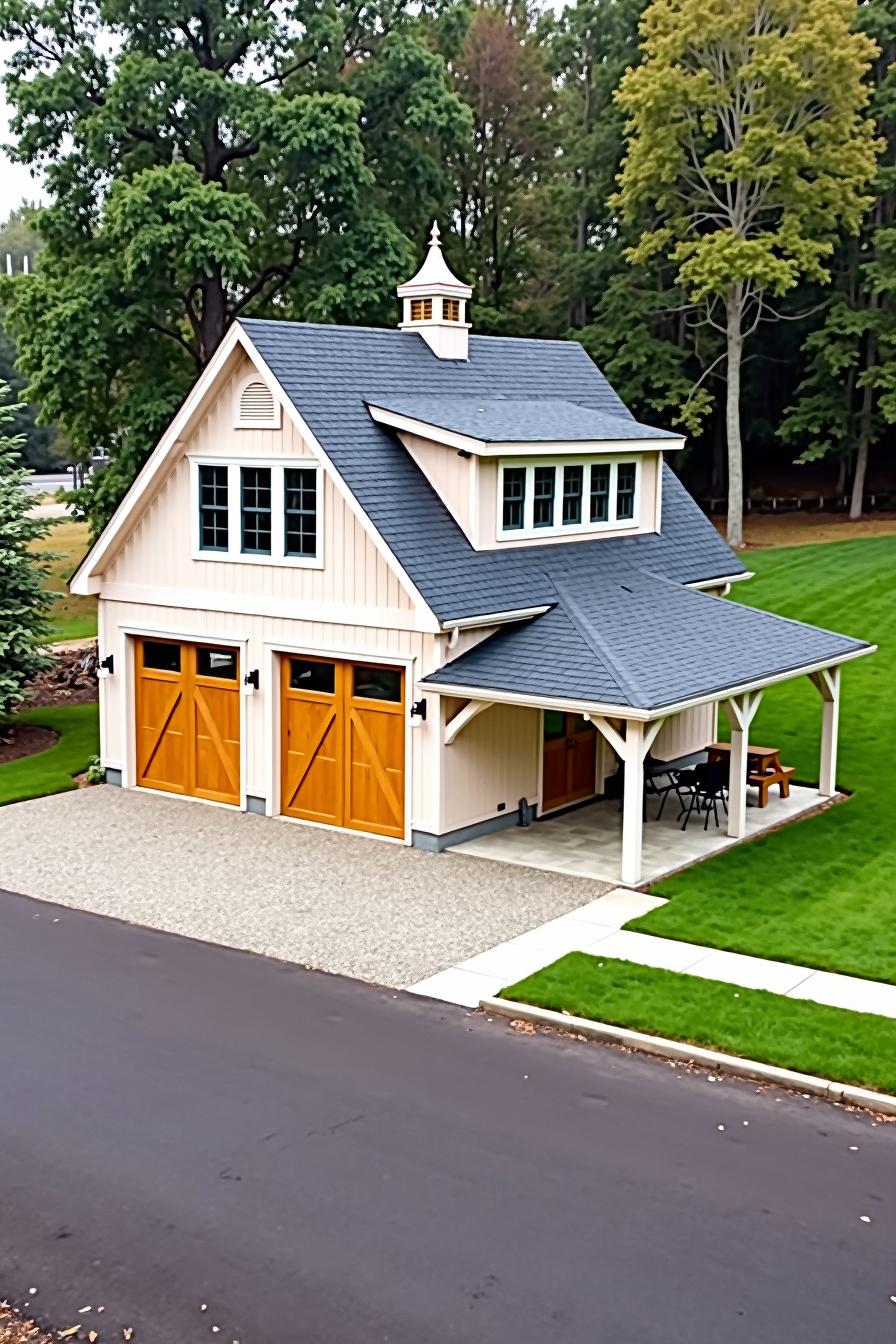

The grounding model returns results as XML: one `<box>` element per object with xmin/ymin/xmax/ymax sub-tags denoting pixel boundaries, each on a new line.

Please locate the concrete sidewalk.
<box><xmin>407</xmin><ymin>887</ymin><xmax>896</xmax><ymax>1018</ymax></box>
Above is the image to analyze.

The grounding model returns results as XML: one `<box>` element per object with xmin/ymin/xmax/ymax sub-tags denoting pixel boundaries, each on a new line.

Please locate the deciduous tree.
<box><xmin>614</xmin><ymin>0</ymin><xmax>880</xmax><ymax>545</ymax></box>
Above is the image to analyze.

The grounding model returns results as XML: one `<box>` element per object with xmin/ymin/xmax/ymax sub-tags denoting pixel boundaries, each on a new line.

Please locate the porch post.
<box><xmin>722</xmin><ymin>690</ymin><xmax>763</xmax><ymax>840</ymax></box>
<box><xmin>810</xmin><ymin>666</ymin><xmax>841</xmax><ymax>797</ymax></box>
<box><xmin>620</xmin><ymin>720</ymin><xmax>645</xmax><ymax>887</ymax></box>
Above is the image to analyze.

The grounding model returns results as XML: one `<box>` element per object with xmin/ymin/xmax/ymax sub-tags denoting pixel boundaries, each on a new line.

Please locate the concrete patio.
<box><xmin>451</xmin><ymin>783</ymin><xmax>827</xmax><ymax>886</ymax></box>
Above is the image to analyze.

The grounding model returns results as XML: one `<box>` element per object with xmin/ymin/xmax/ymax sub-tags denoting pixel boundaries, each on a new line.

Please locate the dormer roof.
<box><xmin>365</xmin><ymin>394</ymin><xmax>684</xmax><ymax>455</ymax></box>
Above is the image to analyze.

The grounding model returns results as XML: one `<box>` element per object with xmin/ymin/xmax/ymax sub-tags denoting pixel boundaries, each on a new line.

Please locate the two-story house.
<box><xmin>70</xmin><ymin>225</ymin><xmax>872</xmax><ymax>885</ymax></box>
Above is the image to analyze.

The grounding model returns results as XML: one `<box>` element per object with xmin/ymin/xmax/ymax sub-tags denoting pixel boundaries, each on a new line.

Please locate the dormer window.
<box><xmin>410</xmin><ymin>298</ymin><xmax>433</xmax><ymax>322</ymax></box>
<box><xmin>235</xmin><ymin>376</ymin><xmax>281</xmax><ymax>429</ymax></box>
<box><xmin>498</xmin><ymin>457</ymin><xmax>640</xmax><ymax>540</ymax></box>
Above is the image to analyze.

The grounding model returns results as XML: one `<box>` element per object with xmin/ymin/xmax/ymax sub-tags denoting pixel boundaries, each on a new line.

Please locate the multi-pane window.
<box><xmin>562</xmin><ymin>465</ymin><xmax>584</xmax><ymax>525</ymax></box>
<box><xmin>590</xmin><ymin>463</ymin><xmax>611</xmax><ymax>523</ymax></box>
<box><xmin>241</xmin><ymin>467</ymin><xmax>272</xmax><ymax>554</ymax></box>
<box><xmin>198</xmin><ymin>464</ymin><xmax>229</xmax><ymax>552</ymax></box>
<box><xmin>497</xmin><ymin>459</ymin><xmax>639</xmax><ymax>538</ymax></box>
<box><xmin>533</xmin><ymin>466</ymin><xmax>556</xmax><ymax>528</ymax></box>
<box><xmin>410</xmin><ymin>298</ymin><xmax>433</xmax><ymax>321</ymax></box>
<box><xmin>501</xmin><ymin>466</ymin><xmax>526</xmax><ymax>530</ymax></box>
<box><xmin>195</xmin><ymin>460</ymin><xmax>321</xmax><ymax>565</ymax></box>
<box><xmin>616</xmin><ymin>462</ymin><xmax>636</xmax><ymax>520</ymax></box>
<box><xmin>284</xmin><ymin>467</ymin><xmax>317</xmax><ymax>557</ymax></box>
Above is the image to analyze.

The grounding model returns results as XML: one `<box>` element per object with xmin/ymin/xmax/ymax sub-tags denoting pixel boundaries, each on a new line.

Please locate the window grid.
<box><xmin>284</xmin><ymin>467</ymin><xmax>318</xmax><ymax>557</ymax></box>
<box><xmin>590</xmin><ymin>463</ymin><xmax>611</xmax><ymax>523</ymax></box>
<box><xmin>497</xmin><ymin>459</ymin><xmax>639</xmax><ymax>538</ymax></box>
<box><xmin>533</xmin><ymin>466</ymin><xmax>556</xmax><ymax>528</ymax></box>
<box><xmin>501</xmin><ymin>466</ymin><xmax>526</xmax><ymax>531</ymax></box>
<box><xmin>241</xmin><ymin>466</ymin><xmax>272</xmax><ymax>555</ymax></box>
<box><xmin>616</xmin><ymin>461</ymin><xmax>636</xmax><ymax>520</ymax></box>
<box><xmin>198</xmin><ymin>464</ymin><xmax>229</xmax><ymax>551</ymax></box>
<box><xmin>562</xmin><ymin>465</ymin><xmax>584</xmax><ymax>526</ymax></box>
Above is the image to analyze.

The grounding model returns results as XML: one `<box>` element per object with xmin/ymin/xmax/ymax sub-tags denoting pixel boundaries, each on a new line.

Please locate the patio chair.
<box><xmin>644</xmin><ymin>756</ymin><xmax>689</xmax><ymax>820</ymax></box>
<box><xmin>677</xmin><ymin>761</ymin><xmax>730</xmax><ymax>832</ymax></box>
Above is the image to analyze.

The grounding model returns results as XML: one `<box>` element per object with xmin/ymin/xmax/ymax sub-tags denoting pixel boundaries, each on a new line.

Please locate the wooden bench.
<box><xmin>748</xmin><ymin>763</ymin><xmax>795</xmax><ymax>807</ymax></box>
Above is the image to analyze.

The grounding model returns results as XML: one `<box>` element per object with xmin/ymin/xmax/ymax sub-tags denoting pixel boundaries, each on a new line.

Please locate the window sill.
<box><xmin>192</xmin><ymin>549</ymin><xmax>324</xmax><ymax>571</ymax></box>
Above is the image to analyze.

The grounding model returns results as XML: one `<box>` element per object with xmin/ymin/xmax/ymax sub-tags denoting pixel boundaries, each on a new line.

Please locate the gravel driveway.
<box><xmin>0</xmin><ymin>786</ymin><xmax>611</xmax><ymax>987</ymax></box>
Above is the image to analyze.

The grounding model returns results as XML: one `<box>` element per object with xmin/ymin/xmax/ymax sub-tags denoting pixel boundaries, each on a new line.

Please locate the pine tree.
<box><xmin>0</xmin><ymin>382</ymin><xmax>52</xmax><ymax>716</ymax></box>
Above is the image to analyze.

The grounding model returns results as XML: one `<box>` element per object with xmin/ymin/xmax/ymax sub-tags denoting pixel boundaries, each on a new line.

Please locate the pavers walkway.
<box><xmin>408</xmin><ymin>887</ymin><xmax>896</xmax><ymax>1019</ymax></box>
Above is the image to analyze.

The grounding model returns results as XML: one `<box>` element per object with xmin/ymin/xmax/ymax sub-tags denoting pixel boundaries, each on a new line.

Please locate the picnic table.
<box><xmin>707</xmin><ymin>741</ymin><xmax>795</xmax><ymax>807</ymax></box>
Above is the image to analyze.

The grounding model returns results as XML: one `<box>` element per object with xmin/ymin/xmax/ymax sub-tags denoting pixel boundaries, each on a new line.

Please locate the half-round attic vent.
<box><xmin>237</xmin><ymin>378</ymin><xmax>278</xmax><ymax>427</ymax></box>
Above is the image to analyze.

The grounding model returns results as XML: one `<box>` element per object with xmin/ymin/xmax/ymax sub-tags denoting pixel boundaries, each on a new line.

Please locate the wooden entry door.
<box><xmin>542</xmin><ymin>710</ymin><xmax>597</xmax><ymax>813</ymax></box>
<box><xmin>135</xmin><ymin>639</ymin><xmax>241</xmax><ymax>805</ymax></box>
<box><xmin>280</xmin><ymin>656</ymin><xmax>405</xmax><ymax>839</ymax></box>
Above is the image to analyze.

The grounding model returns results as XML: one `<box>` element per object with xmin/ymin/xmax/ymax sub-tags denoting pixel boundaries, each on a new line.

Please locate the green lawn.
<box><xmin>30</xmin><ymin>517</ymin><xmax>97</xmax><ymax>643</ymax></box>
<box><xmin>0</xmin><ymin>704</ymin><xmax>100</xmax><ymax>806</ymax></box>
<box><xmin>628</xmin><ymin>535</ymin><xmax>895</xmax><ymax>984</ymax></box>
<box><xmin>502</xmin><ymin>952</ymin><xmax>896</xmax><ymax>1096</ymax></box>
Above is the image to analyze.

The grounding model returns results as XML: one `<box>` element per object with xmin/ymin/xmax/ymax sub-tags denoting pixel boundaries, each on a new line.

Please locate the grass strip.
<box><xmin>501</xmin><ymin>951</ymin><xmax>896</xmax><ymax>1096</ymax></box>
<box><xmin>0</xmin><ymin>704</ymin><xmax>100</xmax><ymax>806</ymax></box>
<box><xmin>629</xmin><ymin>535</ymin><xmax>896</xmax><ymax>985</ymax></box>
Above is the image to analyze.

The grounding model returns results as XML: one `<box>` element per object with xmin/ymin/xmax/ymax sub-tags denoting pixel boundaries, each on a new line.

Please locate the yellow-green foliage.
<box><xmin>614</xmin><ymin>0</ymin><xmax>881</xmax><ymax>301</ymax></box>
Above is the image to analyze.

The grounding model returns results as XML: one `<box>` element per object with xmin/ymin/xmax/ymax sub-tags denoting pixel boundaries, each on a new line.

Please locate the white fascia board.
<box><xmin>238</xmin><ymin>327</ymin><xmax>441</xmax><ymax>633</ymax></box>
<box><xmin>367</xmin><ymin>404</ymin><xmax>683</xmax><ymax>458</ymax></box>
<box><xmin>440</xmin><ymin>605</ymin><xmax>551</xmax><ymax>631</ymax></box>
<box><xmin>69</xmin><ymin>323</ymin><xmax>247</xmax><ymax>595</ymax></box>
<box><xmin>421</xmin><ymin>644</ymin><xmax>876</xmax><ymax>723</ymax></box>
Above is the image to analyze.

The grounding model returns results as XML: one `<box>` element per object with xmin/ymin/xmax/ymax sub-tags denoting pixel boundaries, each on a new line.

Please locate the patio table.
<box><xmin>707</xmin><ymin>742</ymin><xmax>795</xmax><ymax>807</ymax></box>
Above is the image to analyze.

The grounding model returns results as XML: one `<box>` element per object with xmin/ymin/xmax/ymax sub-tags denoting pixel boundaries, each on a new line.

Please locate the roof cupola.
<box><xmin>397</xmin><ymin>221</ymin><xmax>473</xmax><ymax>360</ymax></box>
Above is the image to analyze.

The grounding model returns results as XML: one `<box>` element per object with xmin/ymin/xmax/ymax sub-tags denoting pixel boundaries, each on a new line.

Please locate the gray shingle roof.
<box><xmin>365</xmin><ymin>394</ymin><xmax>679</xmax><ymax>444</ymax></box>
<box><xmin>240</xmin><ymin>319</ymin><xmax>744</xmax><ymax>621</ymax></box>
<box><xmin>421</xmin><ymin>570</ymin><xmax>870</xmax><ymax>711</ymax></box>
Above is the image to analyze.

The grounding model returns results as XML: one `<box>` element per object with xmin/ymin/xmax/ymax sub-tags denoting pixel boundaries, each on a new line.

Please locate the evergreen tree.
<box><xmin>0</xmin><ymin>383</ymin><xmax>52</xmax><ymax>716</ymax></box>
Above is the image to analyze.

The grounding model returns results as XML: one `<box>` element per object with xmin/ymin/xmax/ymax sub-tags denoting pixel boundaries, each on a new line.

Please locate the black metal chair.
<box><xmin>678</xmin><ymin>761</ymin><xmax>730</xmax><ymax>831</ymax></box>
<box><xmin>644</xmin><ymin>755</ymin><xmax>689</xmax><ymax>820</ymax></box>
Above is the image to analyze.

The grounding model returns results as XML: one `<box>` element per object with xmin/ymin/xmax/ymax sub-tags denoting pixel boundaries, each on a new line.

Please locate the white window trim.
<box><xmin>233</xmin><ymin>374</ymin><xmax>281</xmax><ymax>430</ymax></box>
<box><xmin>190</xmin><ymin>456</ymin><xmax>324</xmax><ymax>569</ymax></box>
<box><xmin>496</xmin><ymin>455</ymin><xmax>641</xmax><ymax>541</ymax></box>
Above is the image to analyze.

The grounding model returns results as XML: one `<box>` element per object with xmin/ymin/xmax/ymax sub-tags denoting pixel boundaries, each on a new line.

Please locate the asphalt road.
<box><xmin>0</xmin><ymin>888</ymin><xmax>893</xmax><ymax>1344</ymax></box>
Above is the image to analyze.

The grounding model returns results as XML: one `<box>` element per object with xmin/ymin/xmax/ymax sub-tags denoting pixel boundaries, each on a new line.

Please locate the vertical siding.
<box><xmin>440</xmin><ymin>698</ymin><xmax>540</xmax><ymax>831</ymax></box>
<box><xmin>101</xmin><ymin>355</ymin><xmax>414</xmax><ymax>617</ymax></box>
<box><xmin>400</xmin><ymin>432</ymin><xmax>476</xmax><ymax>543</ymax></box>
<box><xmin>654</xmin><ymin>702</ymin><xmax>718</xmax><ymax>761</ymax></box>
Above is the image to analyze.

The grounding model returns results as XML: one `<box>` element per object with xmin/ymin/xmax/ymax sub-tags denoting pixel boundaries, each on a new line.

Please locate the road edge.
<box><xmin>481</xmin><ymin>995</ymin><xmax>896</xmax><ymax>1117</ymax></box>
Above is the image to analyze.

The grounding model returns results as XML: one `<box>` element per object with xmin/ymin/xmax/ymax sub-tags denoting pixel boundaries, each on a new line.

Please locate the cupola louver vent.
<box><xmin>238</xmin><ymin>379</ymin><xmax>277</xmax><ymax>426</ymax></box>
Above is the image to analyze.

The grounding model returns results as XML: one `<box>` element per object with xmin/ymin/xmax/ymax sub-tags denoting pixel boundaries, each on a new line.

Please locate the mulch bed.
<box><xmin>22</xmin><ymin>647</ymin><xmax>99</xmax><ymax>710</ymax></box>
<box><xmin>0</xmin><ymin>1303</ymin><xmax>54</xmax><ymax>1344</ymax></box>
<box><xmin>0</xmin><ymin>725</ymin><xmax>59</xmax><ymax>765</ymax></box>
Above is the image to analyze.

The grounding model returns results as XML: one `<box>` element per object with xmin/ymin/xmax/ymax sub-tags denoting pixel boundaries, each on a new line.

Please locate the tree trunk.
<box><xmin>200</xmin><ymin>274</ymin><xmax>229</xmax><ymax>366</ymax></box>
<box><xmin>725</xmin><ymin>286</ymin><xmax>745</xmax><ymax>548</ymax></box>
<box><xmin>850</xmin><ymin>347</ymin><xmax>875</xmax><ymax>519</ymax></box>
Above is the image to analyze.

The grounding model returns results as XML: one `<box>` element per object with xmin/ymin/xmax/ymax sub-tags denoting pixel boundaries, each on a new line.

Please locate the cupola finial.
<box><xmin>396</xmin><ymin>222</ymin><xmax>473</xmax><ymax>361</ymax></box>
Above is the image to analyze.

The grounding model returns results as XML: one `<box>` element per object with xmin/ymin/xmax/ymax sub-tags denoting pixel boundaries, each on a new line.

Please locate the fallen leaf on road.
<box><xmin>122</xmin><ymin>1330</ymin><xmax>133</xmax><ymax>1341</ymax></box>
<box><xmin>57</xmin><ymin>1328</ymin><xmax>79</xmax><ymax>1339</ymax></box>
<box><xmin>88</xmin><ymin>1333</ymin><xmax>98</xmax><ymax>1342</ymax></box>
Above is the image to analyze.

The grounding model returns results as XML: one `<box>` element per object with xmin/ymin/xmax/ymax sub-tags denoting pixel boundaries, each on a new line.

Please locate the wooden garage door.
<box><xmin>280</xmin><ymin>655</ymin><xmax>405</xmax><ymax>839</ymax></box>
<box><xmin>135</xmin><ymin>639</ymin><xmax>241</xmax><ymax>806</ymax></box>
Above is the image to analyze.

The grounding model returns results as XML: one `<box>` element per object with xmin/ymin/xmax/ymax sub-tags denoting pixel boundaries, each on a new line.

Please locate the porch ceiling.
<box><xmin>422</xmin><ymin>570</ymin><xmax>873</xmax><ymax>716</ymax></box>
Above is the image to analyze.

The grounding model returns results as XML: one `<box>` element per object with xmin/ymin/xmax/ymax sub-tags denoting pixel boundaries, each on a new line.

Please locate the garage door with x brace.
<box><xmin>135</xmin><ymin>639</ymin><xmax>241</xmax><ymax>805</ymax></box>
<box><xmin>280</xmin><ymin>655</ymin><xmax>405</xmax><ymax>839</ymax></box>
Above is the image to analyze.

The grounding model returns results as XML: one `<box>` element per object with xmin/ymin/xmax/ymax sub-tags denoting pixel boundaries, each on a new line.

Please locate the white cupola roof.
<box><xmin>397</xmin><ymin>221</ymin><xmax>473</xmax><ymax>361</ymax></box>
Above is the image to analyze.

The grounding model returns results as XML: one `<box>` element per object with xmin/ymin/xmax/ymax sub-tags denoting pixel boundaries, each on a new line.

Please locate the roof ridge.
<box><xmin>547</xmin><ymin>569</ymin><xmax>649</xmax><ymax>708</ymax></box>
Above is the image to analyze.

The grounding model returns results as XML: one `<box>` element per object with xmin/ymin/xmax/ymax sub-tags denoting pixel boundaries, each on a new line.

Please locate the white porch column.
<box><xmin>621</xmin><ymin>721</ymin><xmax>645</xmax><ymax>887</ymax></box>
<box><xmin>593</xmin><ymin>715</ymin><xmax>665</xmax><ymax>887</ymax></box>
<box><xmin>722</xmin><ymin>690</ymin><xmax>763</xmax><ymax>840</ymax></box>
<box><xmin>810</xmin><ymin>666</ymin><xmax>841</xmax><ymax>797</ymax></box>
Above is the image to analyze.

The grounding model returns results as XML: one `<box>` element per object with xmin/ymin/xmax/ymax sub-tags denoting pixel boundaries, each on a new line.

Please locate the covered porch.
<box><xmin>422</xmin><ymin>571</ymin><xmax>875</xmax><ymax>887</ymax></box>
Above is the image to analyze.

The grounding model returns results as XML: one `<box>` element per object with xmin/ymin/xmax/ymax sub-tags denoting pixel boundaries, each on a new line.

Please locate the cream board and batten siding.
<box><xmin>439</xmin><ymin>697</ymin><xmax>541</xmax><ymax>833</ymax></box>
<box><xmin>653</xmin><ymin>702</ymin><xmax>718</xmax><ymax>761</ymax></box>
<box><xmin>98</xmin><ymin>599</ymin><xmax>446</xmax><ymax>835</ymax></box>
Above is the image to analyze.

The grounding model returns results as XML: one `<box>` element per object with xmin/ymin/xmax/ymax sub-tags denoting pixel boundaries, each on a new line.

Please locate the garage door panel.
<box><xmin>281</xmin><ymin>657</ymin><xmax>405</xmax><ymax>839</ymax></box>
<box><xmin>282</xmin><ymin>696</ymin><xmax>342</xmax><ymax>825</ymax></box>
<box><xmin>135</xmin><ymin>640</ymin><xmax>240</xmax><ymax>806</ymax></box>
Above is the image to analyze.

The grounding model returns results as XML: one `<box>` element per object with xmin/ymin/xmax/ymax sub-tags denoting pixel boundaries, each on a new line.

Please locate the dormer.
<box><xmin>397</xmin><ymin>222</ymin><xmax>472</xmax><ymax>361</ymax></box>
<box><xmin>366</xmin><ymin>395</ymin><xmax>685</xmax><ymax>550</ymax></box>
